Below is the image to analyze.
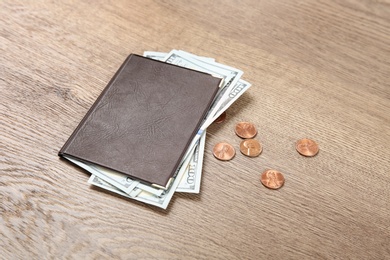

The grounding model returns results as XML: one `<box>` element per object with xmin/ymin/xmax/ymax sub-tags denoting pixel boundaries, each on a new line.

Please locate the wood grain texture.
<box><xmin>1</xmin><ymin>0</ymin><xmax>389</xmax><ymax>259</ymax></box>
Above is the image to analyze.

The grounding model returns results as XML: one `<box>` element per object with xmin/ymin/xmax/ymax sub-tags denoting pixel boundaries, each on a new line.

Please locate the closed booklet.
<box><xmin>59</xmin><ymin>54</ymin><xmax>222</xmax><ymax>188</ymax></box>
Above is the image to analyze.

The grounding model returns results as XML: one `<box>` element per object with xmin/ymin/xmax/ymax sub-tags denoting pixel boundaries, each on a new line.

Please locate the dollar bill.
<box><xmin>176</xmin><ymin>130</ymin><xmax>206</xmax><ymax>193</ymax></box>
<box><xmin>210</xmin><ymin>79</ymin><xmax>251</xmax><ymax>122</ymax></box>
<box><xmin>88</xmin><ymin>143</ymin><xmax>194</xmax><ymax>209</ymax></box>
<box><xmin>143</xmin><ymin>51</ymin><xmax>167</xmax><ymax>61</ymax></box>
<box><xmin>64</xmin><ymin>156</ymin><xmax>164</xmax><ymax>197</ymax></box>
<box><xmin>143</xmin><ymin>50</ymin><xmax>215</xmax><ymax>62</ymax></box>
<box><xmin>164</xmin><ymin>50</ymin><xmax>241</xmax><ymax>84</ymax></box>
<box><xmin>164</xmin><ymin>50</ymin><xmax>242</xmax><ymax>100</ymax></box>
<box><xmin>88</xmin><ymin>175</ymin><xmax>127</xmax><ymax>194</ymax></box>
<box><xmin>88</xmin><ymin>175</ymin><xmax>168</xmax><ymax>208</ymax></box>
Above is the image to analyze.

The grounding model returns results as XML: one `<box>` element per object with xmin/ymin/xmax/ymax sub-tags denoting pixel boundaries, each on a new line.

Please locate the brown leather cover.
<box><xmin>59</xmin><ymin>54</ymin><xmax>221</xmax><ymax>187</ymax></box>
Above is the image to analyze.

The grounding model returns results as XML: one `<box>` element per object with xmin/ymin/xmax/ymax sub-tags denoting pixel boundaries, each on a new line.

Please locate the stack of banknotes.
<box><xmin>86</xmin><ymin>50</ymin><xmax>251</xmax><ymax>209</ymax></box>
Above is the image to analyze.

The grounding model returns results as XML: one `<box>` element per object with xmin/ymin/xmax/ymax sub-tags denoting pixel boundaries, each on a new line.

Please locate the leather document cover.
<box><xmin>59</xmin><ymin>54</ymin><xmax>222</xmax><ymax>188</ymax></box>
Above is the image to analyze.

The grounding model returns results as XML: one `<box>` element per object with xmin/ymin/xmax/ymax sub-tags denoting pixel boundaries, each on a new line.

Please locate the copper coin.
<box><xmin>240</xmin><ymin>139</ymin><xmax>262</xmax><ymax>157</ymax></box>
<box><xmin>260</xmin><ymin>169</ymin><xmax>285</xmax><ymax>190</ymax></box>
<box><xmin>296</xmin><ymin>138</ymin><xmax>319</xmax><ymax>157</ymax></box>
<box><xmin>213</xmin><ymin>142</ymin><xmax>235</xmax><ymax>161</ymax></box>
<box><xmin>235</xmin><ymin>122</ymin><xmax>257</xmax><ymax>138</ymax></box>
<box><xmin>214</xmin><ymin>111</ymin><xmax>227</xmax><ymax>124</ymax></box>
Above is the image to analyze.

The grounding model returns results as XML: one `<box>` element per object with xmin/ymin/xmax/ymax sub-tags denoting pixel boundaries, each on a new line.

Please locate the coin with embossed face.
<box><xmin>296</xmin><ymin>138</ymin><xmax>319</xmax><ymax>157</ymax></box>
<box><xmin>240</xmin><ymin>139</ymin><xmax>262</xmax><ymax>157</ymax></box>
<box><xmin>235</xmin><ymin>122</ymin><xmax>257</xmax><ymax>139</ymax></box>
<box><xmin>260</xmin><ymin>169</ymin><xmax>285</xmax><ymax>190</ymax></box>
<box><xmin>213</xmin><ymin>142</ymin><xmax>235</xmax><ymax>161</ymax></box>
<box><xmin>214</xmin><ymin>111</ymin><xmax>227</xmax><ymax>124</ymax></box>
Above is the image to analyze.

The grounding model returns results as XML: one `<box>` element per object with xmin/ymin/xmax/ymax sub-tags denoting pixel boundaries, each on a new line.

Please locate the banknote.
<box><xmin>143</xmin><ymin>51</ymin><xmax>166</xmax><ymax>61</ymax></box>
<box><xmin>210</xmin><ymin>79</ymin><xmax>251</xmax><ymax>122</ymax></box>
<box><xmin>176</xmin><ymin>50</ymin><xmax>215</xmax><ymax>62</ymax></box>
<box><xmin>88</xmin><ymin>142</ymin><xmax>194</xmax><ymax>209</ymax></box>
<box><xmin>176</xmin><ymin>130</ymin><xmax>206</xmax><ymax>193</ymax></box>
<box><xmin>164</xmin><ymin>50</ymin><xmax>242</xmax><ymax>101</ymax></box>
<box><xmin>90</xmin><ymin>164</ymin><xmax>166</xmax><ymax>196</ymax></box>
<box><xmin>143</xmin><ymin>50</ymin><xmax>215</xmax><ymax>62</ymax></box>
<box><xmin>164</xmin><ymin>50</ymin><xmax>242</xmax><ymax>84</ymax></box>
<box><xmin>88</xmin><ymin>175</ymin><xmax>168</xmax><ymax>208</ymax></box>
<box><xmin>65</xmin><ymin>156</ymin><xmax>164</xmax><ymax>197</ymax></box>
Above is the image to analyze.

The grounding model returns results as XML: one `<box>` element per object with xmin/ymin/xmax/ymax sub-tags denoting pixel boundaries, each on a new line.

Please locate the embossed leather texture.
<box><xmin>59</xmin><ymin>54</ymin><xmax>221</xmax><ymax>187</ymax></box>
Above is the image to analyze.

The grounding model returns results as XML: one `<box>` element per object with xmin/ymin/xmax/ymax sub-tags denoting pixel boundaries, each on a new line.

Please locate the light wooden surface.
<box><xmin>1</xmin><ymin>0</ymin><xmax>389</xmax><ymax>259</ymax></box>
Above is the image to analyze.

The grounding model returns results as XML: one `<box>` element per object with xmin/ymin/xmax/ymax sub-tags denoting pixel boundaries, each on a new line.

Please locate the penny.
<box><xmin>296</xmin><ymin>138</ymin><xmax>319</xmax><ymax>157</ymax></box>
<box><xmin>214</xmin><ymin>111</ymin><xmax>227</xmax><ymax>124</ymax></box>
<box><xmin>240</xmin><ymin>139</ymin><xmax>262</xmax><ymax>157</ymax></box>
<box><xmin>213</xmin><ymin>142</ymin><xmax>235</xmax><ymax>161</ymax></box>
<box><xmin>235</xmin><ymin>122</ymin><xmax>257</xmax><ymax>139</ymax></box>
<box><xmin>260</xmin><ymin>169</ymin><xmax>285</xmax><ymax>190</ymax></box>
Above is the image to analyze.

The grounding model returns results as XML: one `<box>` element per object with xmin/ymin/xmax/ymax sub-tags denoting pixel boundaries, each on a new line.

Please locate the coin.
<box><xmin>240</xmin><ymin>139</ymin><xmax>262</xmax><ymax>157</ymax></box>
<box><xmin>235</xmin><ymin>122</ymin><xmax>257</xmax><ymax>138</ymax></box>
<box><xmin>260</xmin><ymin>169</ymin><xmax>285</xmax><ymax>190</ymax></box>
<box><xmin>296</xmin><ymin>138</ymin><xmax>319</xmax><ymax>157</ymax></box>
<box><xmin>214</xmin><ymin>111</ymin><xmax>227</xmax><ymax>124</ymax></box>
<box><xmin>213</xmin><ymin>142</ymin><xmax>235</xmax><ymax>161</ymax></box>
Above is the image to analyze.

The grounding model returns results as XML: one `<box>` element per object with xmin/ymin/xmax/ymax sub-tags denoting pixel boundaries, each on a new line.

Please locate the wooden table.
<box><xmin>1</xmin><ymin>0</ymin><xmax>389</xmax><ymax>259</ymax></box>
